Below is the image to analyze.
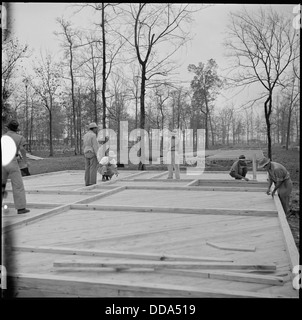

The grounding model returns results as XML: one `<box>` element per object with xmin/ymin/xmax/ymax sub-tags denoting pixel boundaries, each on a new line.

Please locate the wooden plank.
<box><xmin>2</xmin><ymin>202</ymin><xmax>60</xmax><ymax>209</ymax></box>
<box><xmin>2</xmin><ymin>204</ymin><xmax>71</xmax><ymax>233</ymax></box>
<box><xmin>150</xmin><ymin>171</ymin><xmax>169</xmax><ymax>179</ymax></box>
<box><xmin>74</xmin><ymin>186</ymin><xmax>126</xmax><ymax>204</ymax></box>
<box><xmin>9</xmin><ymin>245</ymin><xmax>234</xmax><ymax>262</ymax></box>
<box><xmin>125</xmin><ymin>185</ymin><xmax>267</xmax><ymax>192</ymax></box>
<box><xmin>53</xmin><ymin>260</ymin><xmax>277</xmax><ymax>271</ymax></box>
<box><xmin>120</xmin><ymin>171</ymin><xmax>149</xmax><ymax>179</ymax></box>
<box><xmin>273</xmin><ymin>190</ymin><xmax>299</xmax><ymax>270</ymax></box>
<box><xmin>8</xmin><ymin>273</ymin><xmax>289</xmax><ymax>298</ymax></box>
<box><xmin>206</xmin><ymin>241</ymin><xmax>256</xmax><ymax>252</ymax></box>
<box><xmin>22</xmin><ymin>190</ymin><xmax>101</xmax><ymax>195</ymax></box>
<box><xmin>158</xmin><ymin>269</ymin><xmax>285</xmax><ymax>286</ymax></box>
<box><xmin>186</xmin><ymin>179</ymin><xmax>198</xmax><ymax>187</ymax></box>
<box><xmin>70</xmin><ymin>204</ymin><xmax>277</xmax><ymax>217</ymax></box>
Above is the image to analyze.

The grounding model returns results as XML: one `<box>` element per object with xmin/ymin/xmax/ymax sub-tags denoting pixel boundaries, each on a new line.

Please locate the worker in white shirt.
<box><xmin>98</xmin><ymin>150</ymin><xmax>119</xmax><ymax>181</ymax></box>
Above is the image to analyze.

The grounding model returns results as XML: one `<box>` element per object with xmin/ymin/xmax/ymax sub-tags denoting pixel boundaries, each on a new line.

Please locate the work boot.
<box><xmin>17</xmin><ymin>208</ymin><xmax>30</xmax><ymax>214</ymax></box>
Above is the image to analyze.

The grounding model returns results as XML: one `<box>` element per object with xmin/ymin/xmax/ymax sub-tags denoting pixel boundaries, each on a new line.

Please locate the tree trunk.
<box><xmin>209</xmin><ymin>113</ymin><xmax>215</xmax><ymax>146</ymax></box>
<box><xmin>138</xmin><ymin>64</ymin><xmax>146</xmax><ymax>170</ymax></box>
<box><xmin>48</xmin><ymin>103</ymin><xmax>53</xmax><ymax>157</ymax></box>
<box><xmin>102</xmin><ymin>3</ymin><xmax>107</xmax><ymax>129</ymax></box>
<box><xmin>69</xmin><ymin>44</ymin><xmax>77</xmax><ymax>155</ymax></box>
<box><xmin>264</xmin><ymin>95</ymin><xmax>272</xmax><ymax>160</ymax></box>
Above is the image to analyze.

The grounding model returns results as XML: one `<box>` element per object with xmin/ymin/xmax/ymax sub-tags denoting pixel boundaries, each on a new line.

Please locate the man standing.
<box><xmin>2</xmin><ymin>120</ymin><xmax>30</xmax><ymax>214</ymax></box>
<box><xmin>229</xmin><ymin>155</ymin><xmax>249</xmax><ymax>181</ymax></box>
<box><xmin>83</xmin><ymin>122</ymin><xmax>99</xmax><ymax>186</ymax></box>
<box><xmin>167</xmin><ymin>129</ymin><xmax>180</xmax><ymax>180</ymax></box>
<box><xmin>258</xmin><ymin>157</ymin><xmax>292</xmax><ymax>216</ymax></box>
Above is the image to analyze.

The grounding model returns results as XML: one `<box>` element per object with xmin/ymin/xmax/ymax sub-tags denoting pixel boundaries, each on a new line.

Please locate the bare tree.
<box><xmin>122</xmin><ymin>3</ymin><xmax>196</xmax><ymax>169</ymax></box>
<box><xmin>225</xmin><ymin>7</ymin><xmax>299</xmax><ymax>159</ymax></box>
<box><xmin>55</xmin><ymin>18</ymin><xmax>81</xmax><ymax>154</ymax></box>
<box><xmin>31</xmin><ymin>53</ymin><xmax>61</xmax><ymax>156</ymax></box>
<box><xmin>2</xmin><ymin>37</ymin><xmax>28</xmax><ymax>122</ymax></box>
<box><xmin>74</xmin><ymin>3</ymin><xmax>125</xmax><ymax>129</ymax></box>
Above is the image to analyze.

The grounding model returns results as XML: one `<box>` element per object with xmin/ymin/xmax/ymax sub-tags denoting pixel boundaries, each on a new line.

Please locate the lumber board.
<box><xmin>9</xmin><ymin>245</ymin><xmax>234</xmax><ymax>262</ymax></box>
<box><xmin>7</xmin><ymin>273</ymin><xmax>289</xmax><ymax>298</ymax></box>
<box><xmin>2</xmin><ymin>204</ymin><xmax>71</xmax><ymax>233</ymax></box>
<box><xmin>120</xmin><ymin>171</ymin><xmax>149</xmax><ymax>179</ymax></box>
<box><xmin>2</xmin><ymin>202</ymin><xmax>60</xmax><ymax>209</ymax></box>
<box><xmin>70</xmin><ymin>204</ymin><xmax>277</xmax><ymax>217</ymax></box>
<box><xmin>53</xmin><ymin>260</ymin><xmax>277</xmax><ymax>271</ymax></box>
<box><xmin>186</xmin><ymin>179</ymin><xmax>199</xmax><ymax>187</ymax></box>
<box><xmin>273</xmin><ymin>190</ymin><xmax>299</xmax><ymax>270</ymax></box>
<box><xmin>150</xmin><ymin>171</ymin><xmax>169</xmax><ymax>179</ymax></box>
<box><xmin>158</xmin><ymin>269</ymin><xmax>285</xmax><ymax>286</ymax></box>
<box><xmin>74</xmin><ymin>186</ymin><xmax>126</xmax><ymax>204</ymax></box>
<box><xmin>206</xmin><ymin>241</ymin><xmax>256</xmax><ymax>252</ymax></box>
<box><xmin>22</xmin><ymin>190</ymin><xmax>101</xmax><ymax>195</ymax></box>
<box><xmin>124</xmin><ymin>185</ymin><xmax>267</xmax><ymax>192</ymax></box>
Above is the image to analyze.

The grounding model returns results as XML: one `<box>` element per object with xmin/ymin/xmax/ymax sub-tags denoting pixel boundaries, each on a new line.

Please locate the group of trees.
<box><xmin>2</xmin><ymin>4</ymin><xmax>300</xmax><ymax>164</ymax></box>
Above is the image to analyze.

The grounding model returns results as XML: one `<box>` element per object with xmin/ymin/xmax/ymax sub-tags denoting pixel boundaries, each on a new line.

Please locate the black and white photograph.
<box><xmin>1</xmin><ymin>2</ymin><xmax>300</xmax><ymax>302</ymax></box>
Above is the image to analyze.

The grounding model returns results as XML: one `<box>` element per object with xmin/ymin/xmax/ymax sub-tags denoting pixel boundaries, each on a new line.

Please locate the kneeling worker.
<box><xmin>98</xmin><ymin>150</ymin><xmax>119</xmax><ymax>181</ymax></box>
<box><xmin>229</xmin><ymin>155</ymin><xmax>249</xmax><ymax>181</ymax></box>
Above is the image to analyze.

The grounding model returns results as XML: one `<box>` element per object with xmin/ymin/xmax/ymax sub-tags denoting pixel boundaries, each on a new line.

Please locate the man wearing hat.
<box><xmin>258</xmin><ymin>157</ymin><xmax>292</xmax><ymax>216</ymax></box>
<box><xmin>229</xmin><ymin>155</ymin><xmax>249</xmax><ymax>181</ymax></box>
<box><xmin>83</xmin><ymin>122</ymin><xmax>99</xmax><ymax>186</ymax></box>
<box><xmin>2</xmin><ymin>119</ymin><xmax>30</xmax><ymax>214</ymax></box>
<box><xmin>167</xmin><ymin>129</ymin><xmax>181</xmax><ymax>180</ymax></box>
<box><xmin>98</xmin><ymin>150</ymin><xmax>119</xmax><ymax>181</ymax></box>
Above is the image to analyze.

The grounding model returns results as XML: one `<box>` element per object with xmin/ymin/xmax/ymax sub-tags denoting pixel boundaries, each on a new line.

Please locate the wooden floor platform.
<box><xmin>2</xmin><ymin>169</ymin><xmax>299</xmax><ymax>298</ymax></box>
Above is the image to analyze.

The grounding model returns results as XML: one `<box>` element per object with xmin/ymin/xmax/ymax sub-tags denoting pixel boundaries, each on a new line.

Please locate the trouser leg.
<box><xmin>174</xmin><ymin>164</ymin><xmax>180</xmax><ymax>179</ymax></box>
<box><xmin>89</xmin><ymin>156</ymin><xmax>98</xmax><ymax>185</ymax></box>
<box><xmin>8</xmin><ymin>160</ymin><xmax>27</xmax><ymax>210</ymax></box>
<box><xmin>278</xmin><ymin>179</ymin><xmax>292</xmax><ymax>215</ymax></box>
<box><xmin>229</xmin><ymin>172</ymin><xmax>239</xmax><ymax>179</ymax></box>
<box><xmin>242</xmin><ymin>167</ymin><xmax>247</xmax><ymax>177</ymax></box>
<box><xmin>167</xmin><ymin>152</ymin><xmax>173</xmax><ymax>179</ymax></box>
<box><xmin>85</xmin><ymin>157</ymin><xmax>90</xmax><ymax>186</ymax></box>
<box><xmin>2</xmin><ymin>166</ymin><xmax>9</xmax><ymax>206</ymax></box>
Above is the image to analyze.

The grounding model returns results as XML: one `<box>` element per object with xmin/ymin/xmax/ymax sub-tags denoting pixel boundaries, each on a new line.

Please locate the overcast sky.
<box><xmin>9</xmin><ymin>3</ymin><xmax>297</xmax><ymax>113</ymax></box>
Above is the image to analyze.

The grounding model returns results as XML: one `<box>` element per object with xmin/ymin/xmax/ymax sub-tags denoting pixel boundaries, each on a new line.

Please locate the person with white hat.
<box><xmin>167</xmin><ymin>129</ymin><xmax>180</xmax><ymax>180</ymax></box>
<box><xmin>98</xmin><ymin>150</ymin><xmax>119</xmax><ymax>181</ymax></box>
<box><xmin>82</xmin><ymin>122</ymin><xmax>99</xmax><ymax>186</ymax></box>
<box><xmin>229</xmin><ymin>155</ymin><xmax>249</xmax><ymax>181</ymax></box>
<box><xmin>258</xmin><ymin>157</ymin><xmax>293</xmax><ymax>216</ymax></box>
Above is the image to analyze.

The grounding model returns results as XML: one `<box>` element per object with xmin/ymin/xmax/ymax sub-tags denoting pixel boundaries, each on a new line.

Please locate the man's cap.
<box><xmin>258</xmin><ymin>157</ymin><xmax>271</xmax><ymax>168</ymax></box>
<box><xmin>88</xmin><ymin>122</ymin><xmax>98</xmax><ymax>129</ymax></box>
<box><xmin>239</xmin><ymin>155</ymin><xmax>246</xmax><ymax>160</ymax></box>
<box><xmin>7</xmin><ymin>119</ymin><xmax>20</xmax><ymax>132</ymax></box>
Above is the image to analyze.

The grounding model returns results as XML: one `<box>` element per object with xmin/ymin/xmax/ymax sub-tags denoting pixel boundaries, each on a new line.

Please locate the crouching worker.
<box><xmin>98</xmin><ymin>150</ymin><xmax>119</xmax><ymax>181</ymax></box>
<box><xmin>229</xmin><ymin>155</ymin><xmax>249</xmax><ymax>181</ymax></box>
